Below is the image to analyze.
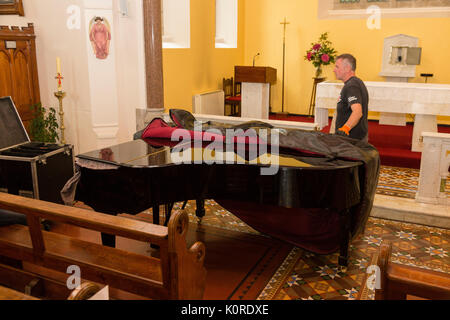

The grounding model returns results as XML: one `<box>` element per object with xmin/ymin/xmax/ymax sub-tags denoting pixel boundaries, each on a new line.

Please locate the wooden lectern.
<box><xmin>235</xmin><ymin>66</ymin><xmax>277</xmax><ymax>119</ymax></box>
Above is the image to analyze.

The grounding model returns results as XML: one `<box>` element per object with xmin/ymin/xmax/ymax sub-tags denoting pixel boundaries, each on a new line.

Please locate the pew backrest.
<box><xmin>0</xmin><ymin>193</ymin><xmax>206</xmax><ymax>299</ymax></box>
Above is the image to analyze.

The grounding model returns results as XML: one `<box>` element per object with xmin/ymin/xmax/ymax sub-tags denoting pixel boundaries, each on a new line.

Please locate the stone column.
<box><xmin>137</xmin><ymin>0</ymin><xmax>164</xmax><ymax>130</ymax></box>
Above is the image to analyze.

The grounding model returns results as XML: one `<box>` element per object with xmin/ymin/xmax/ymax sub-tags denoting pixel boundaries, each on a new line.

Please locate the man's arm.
<box><xmin>337</xmin><ymin>103</ymin><xmax>363</xmax><ymax>135</ymax></box>
<box><xmin>346</xmin><ymin>103</ymin><xmax>363</xmax><ymax>128</ymax></box>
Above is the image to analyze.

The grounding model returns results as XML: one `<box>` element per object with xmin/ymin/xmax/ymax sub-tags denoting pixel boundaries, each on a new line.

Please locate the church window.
<box><xmin>162</xmin><ymin>0</ymin><xmax>190</xmax><ymax>48</ymax></box>
<box><xmin>215</xmin><ymin>0</ymin><xmax>238</xmax><ymax>48</ymax></box>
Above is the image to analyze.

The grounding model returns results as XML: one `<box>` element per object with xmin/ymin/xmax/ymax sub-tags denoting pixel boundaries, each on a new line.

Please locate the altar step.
<box><xmin>371</xmin><ymin>194</ymin><xmax>450</xmax><ymax>229</ymax></box>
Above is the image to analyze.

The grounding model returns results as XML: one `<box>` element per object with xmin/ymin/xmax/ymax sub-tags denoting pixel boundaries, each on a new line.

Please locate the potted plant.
<box><xmin>29</xmin><ymin>103</ymin><xmax>59</xmax><ymax>143</ymax></box>
<box><xmin>304</xmin><ymin>32</ymin><xmax>337</xmax><ymax>78</ymax></box>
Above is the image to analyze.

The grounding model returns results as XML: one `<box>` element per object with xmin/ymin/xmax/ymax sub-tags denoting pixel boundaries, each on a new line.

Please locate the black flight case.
<box><xmin>0</xmin><ymin>96</ymin><xmax>74</xmax><ymax>204</ymax></box>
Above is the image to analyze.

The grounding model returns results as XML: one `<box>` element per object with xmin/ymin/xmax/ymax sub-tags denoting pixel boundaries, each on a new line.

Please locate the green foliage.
<box><xmin>29</xmin><ymin>103</ymin><xmax>59</xmax><ymax>143</ymax></box>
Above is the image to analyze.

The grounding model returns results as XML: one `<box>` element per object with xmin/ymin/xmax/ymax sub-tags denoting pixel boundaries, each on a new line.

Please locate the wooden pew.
<box><xmin>0</xmin><ymin>284</ymin><xmax>38</xmax><ymax>300</ymax></box>
<box><xmin>0</xmin><ymin>262</ymin><xmax>107</xmax><ymax>299</ymax></box>
<box><xmin>0</xmin><ymin>281</ymin><xmax>103</xmax><ymax>300</ymax></box>
<box><xmin>0</xmin><ymin>193</ymin><xmax>207</xmax><ymax>300</ymax></box>
<box><xmin>362</xmin><ymin>241</ymin><xmax>450</xmax><ymax>300</ymax></box>
<box><xmin>67</xmin><ymin>282</ymin><xmax>105</xmax><ymax>300</ymax></box>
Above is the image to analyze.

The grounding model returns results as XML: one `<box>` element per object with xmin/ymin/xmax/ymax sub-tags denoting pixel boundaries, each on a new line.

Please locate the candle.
<box><xmin>56</xmin><ymin>57</ymin><xmax>61</xmax><ymax>74</ymax></box>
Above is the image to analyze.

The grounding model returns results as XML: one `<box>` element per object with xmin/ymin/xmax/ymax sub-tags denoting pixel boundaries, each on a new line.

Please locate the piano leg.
<box><xmin>163</xmin><ymin>203</ymin><xmax>174</xmax><ymax>226</ymax></box>
<box><xmin>195</xmin><ymin>199</ymin><xmax>205</xmax><ymax>223</ymax></box>
<box><xmin>153</xmin><ymin>205</ymin><xmax>160</xmax><ymax>224</ymax></box>
<box><xmin>338</xmin><ymin>208</ymin><xmax>351</xmax><ymax>271</ymax></box>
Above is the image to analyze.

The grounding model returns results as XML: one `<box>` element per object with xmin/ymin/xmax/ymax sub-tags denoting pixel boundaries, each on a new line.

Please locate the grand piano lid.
<box><xmin>0</xmin><ymin>96</ymin><xmax>30</xmax><ymax>150</ymax></box>
<box><xmin>77</xmin><ymin>139</ymin><xmax>363</xmax><ymax>171</ymax></box>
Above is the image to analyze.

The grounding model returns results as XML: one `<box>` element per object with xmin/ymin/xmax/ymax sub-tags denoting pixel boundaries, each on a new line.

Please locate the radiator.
<box><xmin>192</xmin><ymin>90</ymin><xmax>224</xmax><ymax>116</ymax></box>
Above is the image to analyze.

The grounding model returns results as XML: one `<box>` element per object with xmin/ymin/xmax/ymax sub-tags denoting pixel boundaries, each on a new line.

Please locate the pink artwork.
<box><xmin>89</xmin><ymin>16</ymin><xmax>111</xmax><ymax>60</ymax></box>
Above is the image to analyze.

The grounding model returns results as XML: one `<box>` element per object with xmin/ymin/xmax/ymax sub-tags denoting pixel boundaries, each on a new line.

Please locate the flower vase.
<box><xmin>315</xmin><ymin>66</ymin><xmax>322</xmax><ymax>78</ymax></box>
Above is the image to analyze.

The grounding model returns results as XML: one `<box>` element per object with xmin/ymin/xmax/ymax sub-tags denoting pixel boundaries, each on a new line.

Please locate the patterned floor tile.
<box><xmin>257</xmin><ymin>217</ymin><xmax>450</xmax><ymax>300</ymax></box>
<box><xmin>376</xmin><ymin>166</ymin><xmax>449</xmax><ymax>199</ymax></box>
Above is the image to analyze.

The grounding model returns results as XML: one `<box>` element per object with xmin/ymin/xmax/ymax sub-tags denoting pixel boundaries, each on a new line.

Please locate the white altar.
<box><xmin>315</xmin><ymin>81</ymin><xmax>450</xmax><ymax>152</ymax></box>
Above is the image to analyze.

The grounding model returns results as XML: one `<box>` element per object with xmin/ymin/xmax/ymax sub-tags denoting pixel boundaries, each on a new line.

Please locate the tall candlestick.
<box><xmin>278</xmin><ymin>17</ymin><xmax>290</xmax><ymax>115</ymax></box>
<box><xmin>54</xmin><ymin>91</ymin><xmax>67</xmax><ymax>144</ymax></box>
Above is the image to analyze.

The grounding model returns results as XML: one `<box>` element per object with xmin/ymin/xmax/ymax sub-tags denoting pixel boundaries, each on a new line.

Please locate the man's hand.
<box><xmin>337</xmin><ymin>124</ymin><xmax>350</xmax><ymax>136</ymax></box>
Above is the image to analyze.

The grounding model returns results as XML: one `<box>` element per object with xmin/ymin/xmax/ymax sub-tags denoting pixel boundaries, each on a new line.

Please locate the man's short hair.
<box><xmin>336</xmin><ymin>54</ymin><xmax>357</xmax><ymax>71</ymax></box>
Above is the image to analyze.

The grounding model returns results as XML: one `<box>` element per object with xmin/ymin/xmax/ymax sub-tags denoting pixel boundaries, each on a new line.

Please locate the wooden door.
<box><xmin>0</xmin><ymin>24</ymin><xmax>40</xmax><ymax>132</ymax></box>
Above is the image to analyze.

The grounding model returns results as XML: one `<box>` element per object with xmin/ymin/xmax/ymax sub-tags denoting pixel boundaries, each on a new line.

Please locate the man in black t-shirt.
<box><xmin>333</xmin><ymin>54</ymin><xmax>369</xmax><ymax>142</ymax></box>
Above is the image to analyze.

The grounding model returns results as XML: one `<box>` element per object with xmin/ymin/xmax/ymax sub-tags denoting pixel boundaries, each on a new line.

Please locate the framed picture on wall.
<box><xmin>0</xmin><ymin>0</ymin><xmax>24</xmax><ymax>16</ymax></box>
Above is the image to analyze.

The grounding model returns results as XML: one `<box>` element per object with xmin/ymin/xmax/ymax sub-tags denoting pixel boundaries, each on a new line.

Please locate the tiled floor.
<box><xmin>376</xmin><ymin>166</ymin><xmax>450</xmax><ymax>199</ymax></box>
<box><xmin>257</xmin><ymin>217</ymin><xmax>449</xmax><ymax>300</ymax></box>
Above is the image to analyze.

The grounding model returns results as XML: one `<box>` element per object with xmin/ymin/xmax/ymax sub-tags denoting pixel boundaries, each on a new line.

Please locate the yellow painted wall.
<box><xmin>243</xmin><ymin>0</ymin><xmax>450</xmax><ymax>121</ymax></box>
<box><xmin>162</xmin><ymin>0</ymin><xmax>449</xmax><ymax>123</ymax></box>
<box><xmin>162</xmin><ymin>0</ymin><xmax>245</xmax><ymax>111</ymax></box>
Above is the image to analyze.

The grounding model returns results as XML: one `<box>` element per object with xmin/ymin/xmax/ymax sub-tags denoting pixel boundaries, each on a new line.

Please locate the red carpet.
<box><xmin>269</xmin><ymin>114</ymin><xmax>450</xmax><ymax>169</ymax></box>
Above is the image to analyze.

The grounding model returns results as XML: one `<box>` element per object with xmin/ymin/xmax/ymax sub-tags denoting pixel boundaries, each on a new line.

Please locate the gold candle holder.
<box><xmin>54</xmin><ymin>91</ymin><xmax>67</xmax><ymax>145</ymax></box>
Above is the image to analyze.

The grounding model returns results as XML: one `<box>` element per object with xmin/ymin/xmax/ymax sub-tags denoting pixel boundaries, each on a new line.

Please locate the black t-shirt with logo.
<box><xmin>336</xmin><ymin>76</ymin><xmax>369</xmax><ymax>140</ymax></box>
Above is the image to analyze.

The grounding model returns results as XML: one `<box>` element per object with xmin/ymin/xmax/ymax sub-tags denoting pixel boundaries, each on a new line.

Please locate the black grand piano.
<box><xmin>68</xmin><ymin>110</ymin><xmax>380</xmax><ymax>267</ymax></box>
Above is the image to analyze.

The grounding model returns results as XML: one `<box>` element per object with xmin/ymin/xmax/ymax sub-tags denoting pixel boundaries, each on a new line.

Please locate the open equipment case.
<box><xmin>0</xmin><ymin>96</ymin><xmax>74</xmax><ymax>204</ymax></box>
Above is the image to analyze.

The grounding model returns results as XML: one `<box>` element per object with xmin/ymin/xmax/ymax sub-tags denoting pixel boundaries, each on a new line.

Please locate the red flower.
<box><xmin>307</xmin><ymin>51</ymin><xmax>312</xmax><ymax>61</ymax></box>
<box><xmin>313</xmin><ymin>43</ymin><xmax>321</xmax><ymax>51</ymax></box>
<box><xmin>321</xmin><ymin>54</ymin><xmax>330</xmax><ymax>63</ymax></box>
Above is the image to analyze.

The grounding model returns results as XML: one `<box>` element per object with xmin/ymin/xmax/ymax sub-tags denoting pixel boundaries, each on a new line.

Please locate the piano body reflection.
<box><xmin>68</xmin><ymin>110</ymin><xmax>380</xmax><ymax>267</ymax></box>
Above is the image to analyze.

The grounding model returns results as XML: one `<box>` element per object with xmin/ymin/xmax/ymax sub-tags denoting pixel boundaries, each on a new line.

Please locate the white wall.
<box><xmin>0</xmin><ymin>0</ymin><xmax>146</xmax><ymax>154</ymax></box>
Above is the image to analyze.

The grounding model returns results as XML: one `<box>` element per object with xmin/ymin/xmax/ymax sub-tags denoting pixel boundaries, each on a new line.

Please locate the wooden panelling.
<box><xmin>0</xmin><ymin>23</ymin><xmax>40</xmax><ymax>132</ymax></box>
<box><xmin>0</xmin><ymin>51</ymin><xmax>13</xmax><ymax>97</ymax></box>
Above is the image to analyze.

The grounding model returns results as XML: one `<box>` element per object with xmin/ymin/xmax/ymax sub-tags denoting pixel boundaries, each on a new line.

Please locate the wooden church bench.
<box><xmin>359</xmin><ymin>241</ymin><xmax>450</xmax><ymax>300</ymax></box>
<box><xmin>0</xmin><ymin>261</ymin><xmax>107</xmax><ymax>299</ymax></box>
<box><xmin>0</xmin><ymin>274</ymin><xmax>103</xmax><ymax>300</ymax></box>
<box><xmin>0</xmin><ymin>284</ymin><xmax>39</xmax><ymax>300</ymax></box>
<box><xmin>0</xmin><ymin>261</ymin><xmax>75</xmax><ymax>299</ymax></box>
<box><xmin>0</xmin><ymin>193</ymin><xmax>207</xmax><ymax>300</ymax></box>
<box><xmin>67</xmin><ymin>282</ymin><xmax>105</xmax><ymax>300</ymax></box>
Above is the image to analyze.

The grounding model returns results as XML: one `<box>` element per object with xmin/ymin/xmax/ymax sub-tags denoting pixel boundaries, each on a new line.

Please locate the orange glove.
<box><xmin>337</xmin><ymin>124</ymin><xmax>351</xmax><ymax>136</ymax></box>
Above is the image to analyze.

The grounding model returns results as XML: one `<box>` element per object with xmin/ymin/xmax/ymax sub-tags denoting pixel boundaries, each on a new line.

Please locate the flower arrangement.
<box><xmin>304</xmin><ymin>32</ymin><xmax>337</xmax><ymax>78</ymax></box>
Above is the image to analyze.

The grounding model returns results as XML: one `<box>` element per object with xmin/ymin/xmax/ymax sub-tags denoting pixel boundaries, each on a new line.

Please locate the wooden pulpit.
<box><xmin>234</xmin><ymin>66</ymin><xmax>277</xmax><ymax>119</ymax></box>
<box><xmin>235</xmin><ymin>66</ymin><xmax>277</xmax><ymax>84</ymax></box>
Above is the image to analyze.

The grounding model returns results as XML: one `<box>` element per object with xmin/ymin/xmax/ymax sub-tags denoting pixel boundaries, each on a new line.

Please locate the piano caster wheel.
<box><xmin>197</xmin><ymin>217</ymin><xmax>203</xmax><ymax>224</ymax></box>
